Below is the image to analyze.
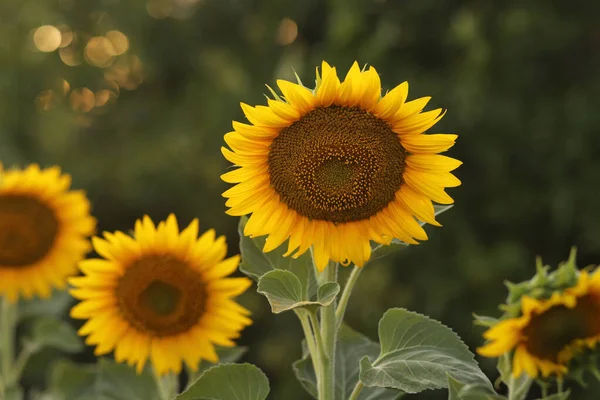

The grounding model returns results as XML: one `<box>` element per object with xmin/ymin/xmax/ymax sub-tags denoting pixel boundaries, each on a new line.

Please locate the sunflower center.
<box><xmin>0</xmin><ymin>195</ymin><xmax>58</xmax><ymax>267</ymax></box>
<box><xmin>524</xmin><ymin>295</ymin><xmax>600</xmax><ymax>362</ymax></box>
<box><xmin>116</xmin><ymin>255</ymin><xmax>206</xmax><ymax>337</ymax></box>
<box><xmin>268</xmin><ymin>106</ymin><xmax>406</xmax><ymax>223</ymax></box>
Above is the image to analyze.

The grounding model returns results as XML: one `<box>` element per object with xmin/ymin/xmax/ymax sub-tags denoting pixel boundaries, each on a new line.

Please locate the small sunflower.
<box><xmin>69</xmin><ymin>214</ymin><xmax>252</xmax><ymax>376</ymax></box>
<box><xmin>0</xmin><ymin>164</ymin><xmax>96</xmax><ymax>302</ymax></box>
<box><xmin>478</xmin><ymin>270</ymin><xmax>600</xmax><ymax>378</ymax></box>
<box><xmin>221</xmin><ymin>61</ymin><xmax>461</xmax><ymax>270</ymax></box>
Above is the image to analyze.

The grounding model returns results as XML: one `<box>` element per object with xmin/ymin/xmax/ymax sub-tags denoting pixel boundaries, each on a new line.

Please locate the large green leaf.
<box><xmin>257</xmin><ymin>270</ymin><xmax>339</xmax><ymax>313</ymax></box>
<box><xmin>29</xmin><ymin>317</ymin><xmax>83</xmax><ymax>353</ymax></box>
<box><xmin>371</xmin><ymin>205</ymin><xmax>453</xmax><ymax>261</ymax></box>
<box><xmin>447</xmin><ymin>375</ymin><xmax>505</xmax><ymax>400</ymax></box>
<box><xmin>293</xmin><ymin>324</ymin><xmax>403</xmax><ymax>399</ymax></box>
<box><xmin>359</xmin><ymin>308</ymin><xmax>493</xmax><ymax>394</ymax></box>
<box><xmin>175</xmin><ymin>363</ymin><xmax>269</xmax><ymax>400</ymax></box>
<box><xmin>238</xmin><ymin>216</ymin><xmax>318</xmax><ymax>297</ymax></box>
<box><xmin>186</xmin><ymin>346</ymin><xmax>248</xmax><ymax>389</ymax></box>
<box><xmin>48</xmin><ymin>358</ymin><xmax>160</xmax><ymax>400</ymax></box>
<box><xmin>18</xmin><ymin>290</ymin><xmax>73</xmax><ymax>321</ymax></box>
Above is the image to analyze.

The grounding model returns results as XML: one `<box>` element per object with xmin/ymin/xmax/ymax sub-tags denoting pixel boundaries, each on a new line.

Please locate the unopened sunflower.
<box><xmin>0</xmin><ymin>164</ymin><xmax>96</xmax><ymax>302</ymax></box>
<box><xmin>69</xmin><ymin>214</ymin><xmax>252</xmax><ymax>376</ymax></box>
<box><xmin>222</xmin><ymin>61</ymin><xmax>461</xmax><ymax>270</ymax></box>
<box><xmin>478</xmin><ymin>269</ymin><xmax>600</xmax><ymax>378</ymax></box>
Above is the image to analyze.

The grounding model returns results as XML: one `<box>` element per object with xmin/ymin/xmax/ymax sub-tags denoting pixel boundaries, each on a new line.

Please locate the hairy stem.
<box><xmin>348</xmin><ymin>381</ymin><xmax>364</xmax><ymax>400</ymax></box>
<box><xmin>335</xmin><ymin>265</ymin><xmax>362</xmax><ymax>331</ymax></box>
<box><xmin>0</xmin><ymin>296</ymin><xmax>16</xmax><ymax>393</ymax></box>
<box><xmin>317</xmin><ymin>262</ymin><xmax>337</xmax><ymax>400</ymax></box>
<box><xmin>295</xmin><ymin>309</ymin><xmax>321</xmax><ymax>379</ymax></box>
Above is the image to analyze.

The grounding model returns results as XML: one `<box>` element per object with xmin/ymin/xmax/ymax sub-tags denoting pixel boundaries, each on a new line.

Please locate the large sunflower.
<box><xmin>69</xmin><ymin>214</ymin><xmax>252</xmax><ymax>376</ymax></box>
<box><xmin>221</xmin><ymin>61</ymin><xmax>461</xmax><ymax>270</ymax></box>
<box><xmin>0</xmin><ymin>164</ymin><xmax>96</xmax><ymax>302</ymax></box>
<box><xmin>477</xmin><ymin>270</ymin><xmax>600</xmax><ymax>378</ymax></box>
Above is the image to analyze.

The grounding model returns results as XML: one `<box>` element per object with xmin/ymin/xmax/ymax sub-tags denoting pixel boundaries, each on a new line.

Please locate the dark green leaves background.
<box><xmin>1</xmin><ymin>0</ymin><xmax>599</xmax><ymax>398</ymax></box>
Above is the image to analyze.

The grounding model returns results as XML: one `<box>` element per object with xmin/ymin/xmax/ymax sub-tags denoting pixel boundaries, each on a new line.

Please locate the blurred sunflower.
<box><xmin>0</xmin><ymin>164</ymin><xmax>96</xmax><ymax>302</ymax></box>
<box><xmin>478</xmin><ymin>270</ymin><xmax>600</xmax><ymax>378</ymax></box>
<box><xmin>222</xmin><ymin>61</ymin><xmax>461</xmax><ymax>270</ymax></box>
<box><xmin>69</xmin><ymin>214</ymin><xmax>252</xmax><ymax>376</ymax></box>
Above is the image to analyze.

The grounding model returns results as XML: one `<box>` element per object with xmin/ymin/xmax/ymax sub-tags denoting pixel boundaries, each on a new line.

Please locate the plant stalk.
<box><xmin>0</xmin><ymin>296</ymin><xmax>16</xmax><ymax>394</ymax></box>
<box><xmin>335</xmin><ymin>265</ymin><xmax>362</xmax><ymax>331</ymax></box>
<box><xmin>316</xmin><ymin>262</ymin><xmax>337</xmax><ymax>400</ymax></box>
<box><xmin>153</xmin><ymin>370</ymin><xmax>178</xmax><ymax>400</ymax></box>
<box><xmin>348</xmin><ymin>381</ymin><xmax>364</xmax><ymax>400</ymax></box>
<box><xmin>295</xmin><ymin>310</ymin><xmax>321</xmax><ymax>379</ymax></box>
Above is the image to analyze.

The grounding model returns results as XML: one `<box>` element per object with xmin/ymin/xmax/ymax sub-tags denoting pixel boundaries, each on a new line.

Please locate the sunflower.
<box><xmin>221</xmin><ymin>61</ymin><xmax>461</xmax><ymax>270</ymax></box>
<box><xmin>477</xmin><ymin>270</ymin><xmax>600</xmax><ymax>378</ymax></box>
<box><xmin>69</xmin><ymin>214</ymin><xmax>252</xmax><ymax>376</ymax></box>
<box><xmin>0</xmin><ymin>164</ymin><xmax>96</xmax><ymax>302</ymax></box>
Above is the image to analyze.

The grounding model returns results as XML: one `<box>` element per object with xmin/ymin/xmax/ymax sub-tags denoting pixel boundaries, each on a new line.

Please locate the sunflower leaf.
<box><xmin>47</xmin><ymin>358</ymin><xmax>160</xmax><ymax>400</ymax></box>
<box><xmin>370</xmin><ymin>205</ymin><xmax>453</xmax><ymax>261</ymax></box>
<box><xmin>29</xmin><ymin>317</ymin><xmax>83</xmax><ymax>353</ymax></box>
<box><xmin>292</xmin><ymin>324</ymin><xmax>403</xmax><ymax>399</ymax></box>
<box><xmin>175</xmin><ymin>363</ymin><xmax>269</xmax><ymax>400</ymax></box>
<box><xmin>447</xmin><ymin>375</ymin><xmax>505</xmax><ymax>400</ymax></box>
<box><xmin>257</xmin><ymin>270</ymin><xmax>340</xmax><ymax>313</ymax></box>
<box><xmin>238</xmin><ymin>216</ymin><xmax>318</xmax><ymax>299</ymax></box>
<box><xmin>18</xmin><ymin>289</ymin><xmax>73</xmax><ymax>321</ymax></box>
<box><xmin>359</xmin><ymin>308</ymin><xmax>492</xmax><ymax>394</ymax></box>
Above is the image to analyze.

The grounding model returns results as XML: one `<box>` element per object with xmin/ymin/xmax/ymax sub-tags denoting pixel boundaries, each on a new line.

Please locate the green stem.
<box><xmin>308</xmin><ymin>311</ymin><xmax>326</xmax><ymax>365</ymax></box>
<box><xmin>348</xmin><ymin>381</ymin><xmax>364</xmax><ymax>400</ymax></box>
<box><xmin>10</xmin><ymin>341</ymin><xmax>40</xmax><ymax>385</ymax></box>
<box><xmin>0</xmin><ymin>296</ymin><xmax>16</xmax><ymax>393</ymax></box>
<box><xmin>335</xmin><ymin>265</ymin><xmax>362</xmax><ymax>331</ymax></box>
<box><xmin>295</xmin><ymin>310</ymin><xmax>321</xmax><ymax>378</ymax></box>
<box><xmin>153</xmin><ymin>370</ymin><xmax>178</xmax><ymax>400</ymax></box>
<box><xmin>316</xmin><ymin>262</ymin><xmax>337</xmax><ymax>400</ymax></box>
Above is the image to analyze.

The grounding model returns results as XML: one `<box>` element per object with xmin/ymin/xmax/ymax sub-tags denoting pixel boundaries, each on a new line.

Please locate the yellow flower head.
<box><xmin>222</xmin><ymin>61</ymin><xmax>461</xmax><ymax>270</ymax></box>
<box><xmin>69</xmin><ymin>214</ymin><xmax>252</xmax><ymax>376</ymax></box>
<box><xmin>478</xmin><ymin>270</ymin><xmax>600</xmax><ymax>378</ymax></box>
<box><xmin>0</xmin><ymin>164</ymin><xmax>96</xmax><ymax>302</ymax></box>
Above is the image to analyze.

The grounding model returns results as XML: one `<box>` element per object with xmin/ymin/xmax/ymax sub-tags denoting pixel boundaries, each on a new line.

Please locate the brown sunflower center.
<box><xmin>523</xmin><ymin>294</ymin><xmax>600</xmax><ymax>362</ymax></box>
<box><xmin>268</xmin><ymin>106</ymin><xmax>406</xmax><ymax>223</ymax></box>
<box><xmin>0</xmin><ymin>195</ymin><xmax>58</xmax><ymax>267</ymax></box>
<box><xmin>116</xmin><ymin>255</ymin><xmax>206</xmax><ymax>336</ymax></box>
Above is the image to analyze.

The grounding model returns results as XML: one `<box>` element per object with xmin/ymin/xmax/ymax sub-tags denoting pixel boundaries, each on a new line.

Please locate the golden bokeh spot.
<box><xmin>60</xmin><ymin>79</ymin><xmax>71</xmax><ymax>95</ymax></box>
<box><xmin>116</xmin><ymin>255</ymin><xmax>207</xmax><ymax>336</ymax></box>
<box><xmin>84</xmin><ymin>37</ymin><xmax>116</xmax><ymax>68</ymax></box>
<box><xmin>35</xmin><ymin>90</ymin><xmax>56</xmax><ymax>112</ymax></box>
<box><xmin>146</xmin><ymin>0</ymin><xmax>173</xmax><ymax>19</ymax></box>
<box><xmin>276</xmin><ymin>18</ymin><xmax>298</xmax><ymax>45</ymax></box>
<box><xmin>57</xmin><ymin>25</ymin><xmax>74</xmax><ymax>48</ymax></box>
<box><xmin>33</xmin><ymin>25</ymin><xmax>62</xmax><ymax>53</ymax></box>
<box><xmin>268</xmin><ymin>106</ymin><xmax>407</xmax><ymax>222</ymax></box>
<box><xmin>523</xmin><ymin>295</ymin><xmax>600</xmax><ymax>362</ymax></box>
<box><xmin>106</xmin><ymin>31</ymin><xmax>129</xmax><ymax>55</ymax></box>
<box><xmin>69</xmin><ymin>88</ymin><xmax>95</xmax><ymax>113</ymax></box>
<box><xmin>0</xmin><ymin>195</ymin><xmax>58</xmax><ymax>267</ymax></box>
<box><xmin>59</xmin><ymin>46</ymin><xmax>82</xmax><ymax>66</ymax></box>
<box><xmin>105</xmin><ymin>55</ymin><xmax>144</xmax><ymax>90</ymax></box>
<box><xmin>94</xmin><ymin>89</ymin><xmax>117</xmax><ymax>107</ymax></box>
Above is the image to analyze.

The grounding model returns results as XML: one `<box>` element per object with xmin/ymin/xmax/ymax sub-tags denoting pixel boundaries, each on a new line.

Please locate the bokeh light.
<box><xmin>146</xmin><ymin>0</ymin><xmax>173</xmax><ymax>19</ymax></box>
<box><xmin>106</xmin><ymin>30</ymin><xmax>129</xmax><ymax>55</ymax></box>
<box><xmin>33</xmin><ymin>25</ymin><xmax>62</xmax><ymax>52</ymax></box>
<box><xmin>84</xmin><ymin>36</ymin><xmax>116</xmax><ymax>68</ymax></box>
<box><xmin>69</xmin><ymin>88</ymin><xmax>95</xmax><ymax>113</ymax></box>
<box><xmin>276</xmin><ymin>18</ymin><xmax>298</xmax><ymax>45</ymax></box>
<box><xmin>59</xmin><ymin>46</ymin><xmax>82</xmax><ymax>66</ymax></box>
<box><xmin>57</xmin><ymin>25</ymin><xmax>74</xmax><ymax>48</ymax></box>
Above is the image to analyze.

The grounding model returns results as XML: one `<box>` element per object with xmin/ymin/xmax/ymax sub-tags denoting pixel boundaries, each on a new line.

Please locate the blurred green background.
<box><xmin>1</xmin><ymin>0</ymin><xmax>599</xmax><ymax>398</ymax></box>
